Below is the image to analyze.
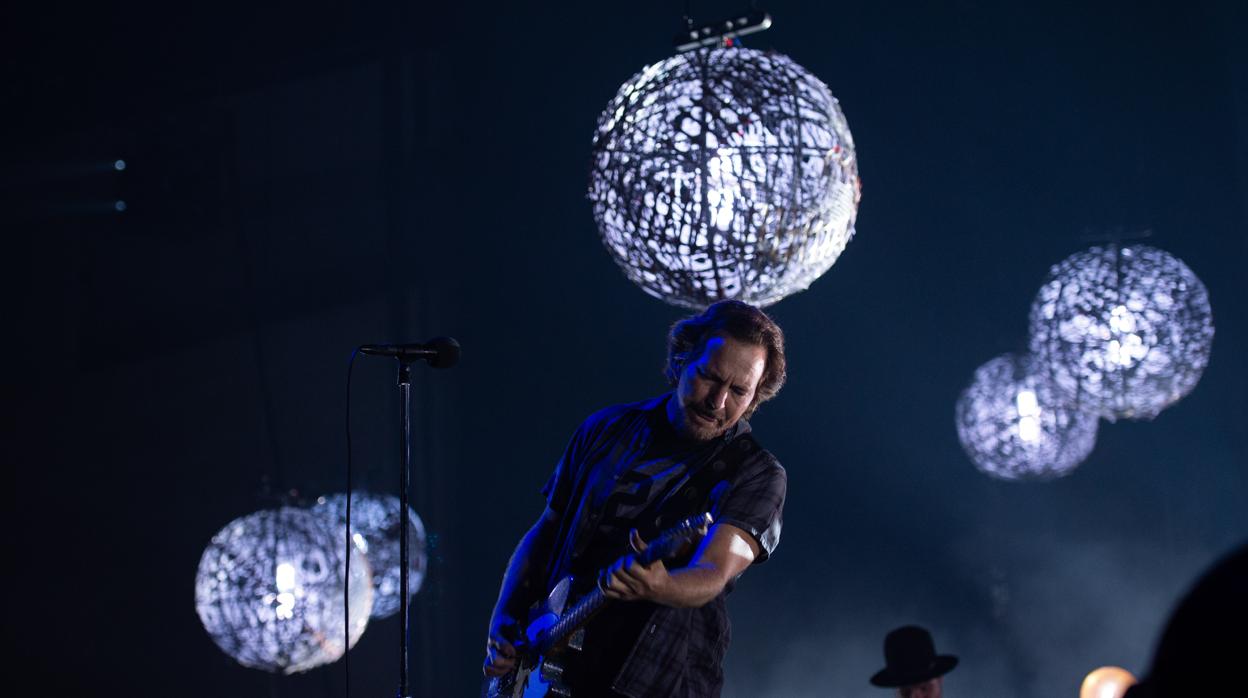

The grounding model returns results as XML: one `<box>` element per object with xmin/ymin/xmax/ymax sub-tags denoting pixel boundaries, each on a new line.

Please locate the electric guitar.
<box><xmin>483</xmin><ymin>513</ymin><xmax>713</xmax><ymax>698</ymax></box>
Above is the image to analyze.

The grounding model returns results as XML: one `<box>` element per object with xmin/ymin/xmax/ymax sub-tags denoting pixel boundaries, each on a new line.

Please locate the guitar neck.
<box><xmin>537</xmin><ymin>585</ymin><xmax>608</xmax><ymax>655</ymax></box>
<box><xmin>534</xmin><ymin>513</ymin><xmax>709</xmax><ymax>655</ymax></box>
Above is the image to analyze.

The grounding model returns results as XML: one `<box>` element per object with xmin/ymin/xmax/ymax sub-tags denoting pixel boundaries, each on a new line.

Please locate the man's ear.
<box><xmin>667</xmin><ymin>353</ymin><xmax>689</xmax><ymax>383</ymax></box>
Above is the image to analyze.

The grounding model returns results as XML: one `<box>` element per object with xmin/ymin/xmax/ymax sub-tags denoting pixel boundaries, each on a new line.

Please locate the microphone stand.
<box><xmin>358</xmin><ymin>337</ymin><xmax>457</xmax><ymax>697</ymax></box>
<box><xmin>396</xmin><ymin>357</ymin><xmax>415</xmax><ymax>698</ymax></box>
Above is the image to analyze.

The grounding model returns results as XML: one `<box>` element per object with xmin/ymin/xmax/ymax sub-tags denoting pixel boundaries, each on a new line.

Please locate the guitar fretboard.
<box><xmin>533</xmin><ymin>514</ymin><xmax>708</xmax><ymax>655</ymax></box>
<box><xmin>537</xmin><ymin>585</ymin><xmax>607</xmax><ymax>655</ymax></box>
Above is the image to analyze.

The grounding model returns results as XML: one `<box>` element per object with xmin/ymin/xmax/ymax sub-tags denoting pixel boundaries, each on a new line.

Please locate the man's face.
<box><xmin>897</xmin><ymin>677</ymin><xmax>942</xmax><ymax>698</ymax></box>
<box><xmin>667</xmin><ymin>334</ymin><xmax>767</xmax><ymax>441</ymax></box>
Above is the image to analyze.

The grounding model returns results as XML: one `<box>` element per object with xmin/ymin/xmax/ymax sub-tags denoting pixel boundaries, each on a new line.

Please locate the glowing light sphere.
<box><xmin>588</xmin><ymin>46</ymin><xmax>861</xmax><ymax>309</ymax></box>
<box><xmin>1081</xmin><ymin>666</ymin><xmax>1137</xmax><ymax>698</ymax></box>
<box><xmin>1029</xmin><ymin>244</ymin><xmax>1214</xmax><ymax>421</ymax></box>
<box><xmin>956</xmin><ymin>353</ymin><xmax>1099</xmax><ymax>481</ymax></box>
<box><xmin>195</xmin><ymin>506</ymin><xmax>374</xmax><ymax>674</ymax></box>
<box><xmin>315</xmin><ymin>492</ymin><xmax>427</xmax><ymax>620</ymax></box>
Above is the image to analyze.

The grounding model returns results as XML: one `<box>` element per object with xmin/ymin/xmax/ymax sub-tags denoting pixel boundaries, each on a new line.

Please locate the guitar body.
<box><xmin>484</xmin><ymin>579</ymin><xmax>572</xmax><ymax>698</ymax></box>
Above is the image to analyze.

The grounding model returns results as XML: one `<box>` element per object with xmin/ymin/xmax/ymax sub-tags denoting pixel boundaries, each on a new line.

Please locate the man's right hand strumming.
<box><xmin>483</xmin><ymin>613</ymin><xmax>520</xmax><ymax>677</ymax></box>
<box><xmin>484</xmin><ymin>507</ymin><xmax>559</xmax><ymax>677</ymax></box>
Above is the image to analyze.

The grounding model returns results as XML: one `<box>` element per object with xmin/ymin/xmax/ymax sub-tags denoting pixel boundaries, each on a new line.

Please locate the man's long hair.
<box><xmin>664</xmin><ymin>300</ymin><xmax>787</xmax><ymax>418</ymax></box>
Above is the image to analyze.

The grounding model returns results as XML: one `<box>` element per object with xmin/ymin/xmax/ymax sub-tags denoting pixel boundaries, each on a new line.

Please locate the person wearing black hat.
<box><xmin>870</xmin><ymin>625</ymin><xmax>959</xmax><ymax>698</ymax></box>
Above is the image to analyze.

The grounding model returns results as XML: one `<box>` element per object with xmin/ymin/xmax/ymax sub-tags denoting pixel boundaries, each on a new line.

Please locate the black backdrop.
<box><xmin>8</xmin><ymin>1</ymin><xmax>1246</xmax><ymax>696</ymax></box>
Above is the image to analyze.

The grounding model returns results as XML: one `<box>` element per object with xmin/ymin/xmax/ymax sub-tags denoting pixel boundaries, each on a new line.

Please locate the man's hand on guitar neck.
<box><xmin>602</xmin><ymin>523</ymin><xmax>760</xmax><ymax>608</ymax></box>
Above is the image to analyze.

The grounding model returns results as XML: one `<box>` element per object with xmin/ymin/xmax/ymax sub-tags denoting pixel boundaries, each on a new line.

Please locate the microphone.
<box><xmin>360</xmin><ymin>336</ymin><xmax>461</xmax><ymax>368</ymax></box>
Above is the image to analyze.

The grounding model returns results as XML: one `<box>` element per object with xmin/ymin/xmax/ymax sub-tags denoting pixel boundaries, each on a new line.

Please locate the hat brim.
<box><xmin>870</xmin><ymin>655</ymin><xmax>958</xmax><ymax>688</ymax></box>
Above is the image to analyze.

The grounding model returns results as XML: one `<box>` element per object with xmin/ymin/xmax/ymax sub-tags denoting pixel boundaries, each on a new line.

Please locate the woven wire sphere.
<box><xmin>956</xmin><ymin>353</ymin><xmax>1099</xmax><ymax>481</ymax></box>
<box><xmin>588</xmin><ymin>46</ymin><xmax>861</xmax><ymax>309</ymax></box>
<box><xmin>314</xmin><ymin>492</ymin><xmax>427</xmax><ymax>620</ymax></box>
<box><xmin>1028</xmin><ymin>244</ymin><xmax>1214</xmax><ymax>421</ymax></box>
<box><xmin>194</xmin><ymin>506</ymin><xmax>374</xmax><ymax>674</ymax></box>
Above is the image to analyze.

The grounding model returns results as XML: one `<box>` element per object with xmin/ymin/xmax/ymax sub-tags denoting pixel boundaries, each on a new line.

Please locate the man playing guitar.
<box><xmin>484</xmin><ymin>301</ymin><xmax>788</xmax><ymax>697</ymax></box>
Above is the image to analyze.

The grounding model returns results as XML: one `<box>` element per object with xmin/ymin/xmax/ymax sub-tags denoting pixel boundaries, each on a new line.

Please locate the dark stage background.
<box><xmin>8</xmin><ymin>1</ymin><xmax>1246</xmax><ymax>696</ymax></box>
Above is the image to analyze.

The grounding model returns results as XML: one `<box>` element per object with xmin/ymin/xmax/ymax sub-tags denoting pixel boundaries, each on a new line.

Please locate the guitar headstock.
<box><xmin>636</xmin><ymin>513</ymin><xmax>713</xmax><ymax>565</ymax></box>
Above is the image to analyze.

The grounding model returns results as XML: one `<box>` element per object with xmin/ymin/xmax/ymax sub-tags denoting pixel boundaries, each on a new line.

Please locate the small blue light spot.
<box><xmin>114</xmin><ymin>159</ymin><xmax>126</xmax><ymax>171</ymax></box>
<box><xmin>114</xmin><ymin>200</ymin><xmax>127</xmax><ymax>212</ymax></box>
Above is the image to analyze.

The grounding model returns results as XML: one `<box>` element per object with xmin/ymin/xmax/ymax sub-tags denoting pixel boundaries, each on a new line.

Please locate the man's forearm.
<box><xmin>655</xmin><ymin>562</ymin><xmax>731</xmax><ymax>608</ymax></box>
<box><xmin>491</xmin><ymin>516</ymin><xmax>557</xmax><ymax>621</ymax></box>
<box><xmin>608</xmin><ymin>524</ymin><xmax>757</xmax><ymax>608</ymax></box>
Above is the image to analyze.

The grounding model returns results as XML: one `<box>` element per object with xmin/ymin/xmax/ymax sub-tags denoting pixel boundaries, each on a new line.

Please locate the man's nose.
<box><xmin>705</xmin><ymin>387</ymin><xmax>729</xmax><ymax>410</ymax></box>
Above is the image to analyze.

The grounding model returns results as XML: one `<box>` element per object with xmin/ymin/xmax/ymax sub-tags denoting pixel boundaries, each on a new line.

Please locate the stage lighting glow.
<box><xmin>589</xmin><ymin>46</ymin><xmax>861</xmax><ymax>309</ymax></box>
<box><xmin>194</xmin><ymin>506</ymin><xmax>373</xmax><ymax>674</ymax></box>
<box><xmin>1029</xmin><ymin>244</ymin><xmax>1214</xmax><ymax>421</ymax></box>
<box><xmin>1080</xmin><ymin>666</ymin><xmax>1136</xmax><ymax>698</ymax></box>
<box><xmin>956</xmin><ymin>353</ymin><xmax>1098</xmax><ymax>481</ymax></box>
<box><xmin>114</xmin><ymin>200</ymin><xmax>127</xmax><ymax>212</ymax></box>
<box><xmin>315</xmin><ymin>492</ymin><xmax>427</xmax><ymax>620</ymax></box>
<box><xmin>114</xmin><ymin>159</ymin><xmax>126</xmax><ymax>171</ymax></box>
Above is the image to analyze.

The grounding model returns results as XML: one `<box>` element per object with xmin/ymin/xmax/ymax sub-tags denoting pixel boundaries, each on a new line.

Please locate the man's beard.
<box><xmin>680</xmin><ymin>403</ymin><xmax>725</xmax><ymax>441</ymax></box>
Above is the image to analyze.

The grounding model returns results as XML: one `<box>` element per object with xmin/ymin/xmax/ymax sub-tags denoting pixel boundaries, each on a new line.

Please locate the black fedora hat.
<box><xmin>870</xmin><ymin>625</ymin><xmax>959</xmax><ymax>688</ymax></box>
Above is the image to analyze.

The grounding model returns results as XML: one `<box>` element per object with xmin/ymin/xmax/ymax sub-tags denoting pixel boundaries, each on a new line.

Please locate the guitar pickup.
<box><xmin>540</xmin><ymin>657</ymin><xmax>567</xmax><ymax>684</ymax></box>
<box><xmin>568</xmin><ymin>628</ymin><xmax>585</xmax><ymax>651</ymax></box>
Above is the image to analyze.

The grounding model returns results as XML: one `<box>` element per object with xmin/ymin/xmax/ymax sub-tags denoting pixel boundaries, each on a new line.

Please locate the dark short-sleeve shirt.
<box><xmin>540</xmin><ymin>394</ymin><xmax>786</xmax><ymax>698</ymax></box>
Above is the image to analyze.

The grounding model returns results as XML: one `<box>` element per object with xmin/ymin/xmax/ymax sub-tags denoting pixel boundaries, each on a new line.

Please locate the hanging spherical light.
<box><xmin>588</xmin><ymin>46</ymin><xmax>861</xmax><ymax>309</ymax></box>
<box><xmin>314</xmin><ymin>492</ymin><xmax>427</xmax><ymax>620</ymax></box>
<box><xmin>194</xmin><ymin>506</ymin><xmax>374</xmax><ymax>674</ymax></box>
<box><xmin>1028</xmin><ymin>244</ymin><xmax>1214</xmax><ymax>421</ymax></box>
<box><xmin>956</xmin><ymin>353</ymin><xmax>1099</xmax><ymax>481</ymax></box>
